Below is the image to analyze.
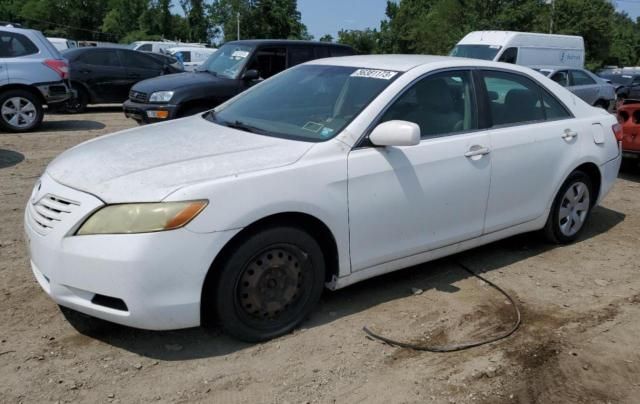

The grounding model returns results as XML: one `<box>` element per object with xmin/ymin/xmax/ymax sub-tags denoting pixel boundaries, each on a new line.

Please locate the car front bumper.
<box><xmin>123</xmin><ymin>100</ymin><xmax>179</xmax><ymax>124</ymax></box>
<box><xmin>25</xmin><ymin>173</ymin><xmax>239</xmax><ymax>330</ymax></box>
<box><xmin>35</xmin><ymin>80</ymin><xmax>72</xmax><ymax>104</ymax></box>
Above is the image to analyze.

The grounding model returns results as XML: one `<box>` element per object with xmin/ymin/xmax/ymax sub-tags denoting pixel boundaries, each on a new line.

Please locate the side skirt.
<box><xmin>326</xmin><ymin>213</ymin><xmax>548</xmax><ymax>291</ymax></box>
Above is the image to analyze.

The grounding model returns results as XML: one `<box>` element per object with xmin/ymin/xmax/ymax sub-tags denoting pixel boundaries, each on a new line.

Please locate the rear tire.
<box><xmin>544</xmin><ymin>171</ymin><xmax>594</xmax><ymax>244</ymax></box>
<box><xmin>211</xmin><ymin>226</ymin><xmax>325</xmax><ymax>342</ymax></box>
<box><xmin>0</xmin><ymin>89</ymin><xmax>44</xmax><ymax>132</ymax></box>
<box><xmin>63</xmin><ymin>85</ymin><xmax>88</xmax><ymax>114</ymax></box>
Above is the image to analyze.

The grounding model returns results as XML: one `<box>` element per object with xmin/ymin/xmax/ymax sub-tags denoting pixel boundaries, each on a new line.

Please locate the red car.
<box><xmin>617</xmin><ymin>100</ymin><xmax>640</xmax><ymax>156</ymax></box>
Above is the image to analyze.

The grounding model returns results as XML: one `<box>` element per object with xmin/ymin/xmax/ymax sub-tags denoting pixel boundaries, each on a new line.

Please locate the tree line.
<box><xmin>0</xmin><ymin>0</ymin><xmax>309</xmax><ymax>44</ymax></box>
<box><xmin>1</xmin><ymin>0</ymin><xmax>639</xmax><ymax>69</ymax></box>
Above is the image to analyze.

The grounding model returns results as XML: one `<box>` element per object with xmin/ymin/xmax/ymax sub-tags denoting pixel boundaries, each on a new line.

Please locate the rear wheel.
<box><xmin>0</xmin><ymin>89</ymin><xmax>43</xmax><ymax>132</ymax></box>
<box><xmin>63</xmin><ymin>85</ymin><xmax>88</xmax><ymax>114</ymax></box>
<box><xmin>212</xmin><ymin>226</ymin><xmax>325</xmax><ymax>342</ymax></box>
<box><xmin>544</xmin><ymin>171</ymin><xmax>593</xmax><ymax>244</ymax></box>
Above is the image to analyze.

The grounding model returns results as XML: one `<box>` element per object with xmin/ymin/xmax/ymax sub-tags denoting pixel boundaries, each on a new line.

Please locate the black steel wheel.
<box><xmin>213</xmin><ymin>226</ymin><xmax>325</xmax><ymax>342</ymax></box>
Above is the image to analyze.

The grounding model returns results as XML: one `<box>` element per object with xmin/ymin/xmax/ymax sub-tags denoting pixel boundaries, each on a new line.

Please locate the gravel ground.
<box><xmin>1</xmin><ymin>108</ymin><xmax>640</xmax><ymax>404</ymax></box>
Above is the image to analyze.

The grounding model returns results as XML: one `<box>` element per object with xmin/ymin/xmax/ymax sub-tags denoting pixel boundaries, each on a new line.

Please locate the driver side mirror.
<box><xmin>242</xmin><ymin>69</ymin><xmax>260</xmax><ymax>81</ymax></box>
<box><xmin>369</xmin><ymin>120</ymin><xmax>421</xmax><ymax>147</ymax></box>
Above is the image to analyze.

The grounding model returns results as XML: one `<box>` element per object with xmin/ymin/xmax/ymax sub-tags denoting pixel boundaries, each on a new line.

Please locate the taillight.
<box><xmin>43</xmin><ymin>59</ymin><xmax>69</xmax><ymax>80</ymax></box>
<box><xmin>612</xmin><ymin>123</ymin><xmax>623</xmax><ymax>142</ymax></box>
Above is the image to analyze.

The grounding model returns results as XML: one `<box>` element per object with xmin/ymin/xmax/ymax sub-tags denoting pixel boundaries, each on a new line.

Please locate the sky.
<box><xmin>298</xmin><ymin>0</ymin><xmax>390</xmax><ymax>39</ymax></box>
<box><xmin>297</xmin><ymin>0</ymin><xmax>640</xmax><ymax>40</ymax></box>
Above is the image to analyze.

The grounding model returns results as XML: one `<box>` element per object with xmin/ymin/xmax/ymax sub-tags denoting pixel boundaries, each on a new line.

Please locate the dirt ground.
<box><xmin>1</xmin><ymin>108</ymin><xmax>640</xmax><ymax>404</ymax></box>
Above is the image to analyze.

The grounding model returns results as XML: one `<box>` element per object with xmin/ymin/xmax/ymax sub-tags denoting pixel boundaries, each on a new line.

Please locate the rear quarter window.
<box><xmin>0</xmin><ymin>31</ymin><xmax>39</xmax><ymax>57</ymax></box>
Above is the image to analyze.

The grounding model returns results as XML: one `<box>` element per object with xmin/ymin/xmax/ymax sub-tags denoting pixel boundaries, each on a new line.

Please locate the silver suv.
<box><xmin>0</xmin><ymin>24</ymin><xmax>72</xmax><ymax>132</ymax></box>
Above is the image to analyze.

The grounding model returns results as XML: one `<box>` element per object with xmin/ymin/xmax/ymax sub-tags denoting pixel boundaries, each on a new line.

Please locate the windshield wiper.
<box><xmin>223</xmin><ymin>120</ymin><xmax>267</xmax><ymax>135</ymax></box>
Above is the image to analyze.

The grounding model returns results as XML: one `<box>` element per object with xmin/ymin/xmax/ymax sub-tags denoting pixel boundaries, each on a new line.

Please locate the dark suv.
<box><xmin>62</xmin><ymin>47</ymin><xmax>183</xmax><ymax>113</ymax></box>
<box><xmin>0</xmin><ymin>24</ymin><xmax>72</xmax><ymax>132</ymax></box>
<box><xmin>123</xmin><ymin>39</ymin><xmax>355</xmax><ymax>124</ymax></box>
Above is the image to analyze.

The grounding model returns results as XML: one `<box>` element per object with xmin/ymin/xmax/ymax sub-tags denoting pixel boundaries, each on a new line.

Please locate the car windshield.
<box><xmin>450</xmin><ymin>44</ymin><xmax>501</xmax><ymax>60</ymax></box>
<box><xmin>199</xmin><ymin>43</ymin><xmax>254</xmax><ymax>79</ymax></box>
<box><xmin>206</xmin><ymin>65</ymin><xmax>400</xmax><ymax>142</ymax></box>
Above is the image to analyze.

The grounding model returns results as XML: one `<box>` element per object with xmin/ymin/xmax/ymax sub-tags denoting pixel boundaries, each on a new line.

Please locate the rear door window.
<box><xmin>119</xmin><ymin>50</ymin><xmax>163</xmax><ymax>70</ymax></box>
<box><xmin>78</xmin><ymin>49</ymin><xmax>121</xmax><ymax>67</ymax></box>
<box><xmin>570</xmin><ymin>70</ymin><xmax>596</xmax><ymax>86</ymax></box>
<box><xmin>0</xmin><ymin>31</ymin><xmax>39</xmax><ymax>57</ymax></box>
<box><xmin>540</xmin><ymin>90</ymin><xmax>572</xmax><ymax>120</ymax></box>
<box><xmin>482</xmin><ymin>70</ymin><xmax>544</xmax><ymax>126</ymax></box>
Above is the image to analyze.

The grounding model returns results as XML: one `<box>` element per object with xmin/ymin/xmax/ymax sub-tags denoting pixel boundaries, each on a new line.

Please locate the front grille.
<box><xmin>27</xmin><ymin>194</ymin><xmax>79</xmax><ymax>235</ymax></box>
<box><xmin>129</xmin><ymin>90</ymin><xmax>148</xmax><ymax>103</ymax></box>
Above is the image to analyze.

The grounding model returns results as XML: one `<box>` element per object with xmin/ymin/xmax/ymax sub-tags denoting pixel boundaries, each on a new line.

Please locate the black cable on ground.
<box><xmin>362</xmin><ymin>261</ymin><xmax>521</xmax><ymax>352</ymax></box>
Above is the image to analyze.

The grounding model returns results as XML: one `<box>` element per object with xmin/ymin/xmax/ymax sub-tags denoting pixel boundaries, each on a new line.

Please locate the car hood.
<box><xmin>46</xmin><ymin>116</ymin><xmax>314</xmax><ymax>203</ymax></box>
<box><xmin>132</xmin><ymin>71</ymin><xmax>225</xmax><ymax>93</ymax></box>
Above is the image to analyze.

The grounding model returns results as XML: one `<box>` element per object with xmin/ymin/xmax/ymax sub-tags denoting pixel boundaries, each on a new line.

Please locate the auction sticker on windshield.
<box><xmin>232</xmin><ymin>50</ymin><xmax>249</xmax><ymax>59</ymax></box>
<box><xmin>351</xmin><ymin>69</ymin><xmax>398</xmax><ymax>80</ymax></box>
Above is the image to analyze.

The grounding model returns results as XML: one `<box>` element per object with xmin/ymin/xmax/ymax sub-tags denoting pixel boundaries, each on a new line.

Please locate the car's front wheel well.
<box><xmin>200</xmin><ymin>212</ymin><xmax>339</xmax><ymax>327</ymax></box>
<box><xmin>573</xmin><ymin>162</ymin><xmax>601</xmax><ymax>206</ymax></box>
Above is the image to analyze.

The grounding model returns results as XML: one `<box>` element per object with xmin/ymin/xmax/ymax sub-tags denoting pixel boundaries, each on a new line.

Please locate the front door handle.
<box><xmin>562</xmin><ymin>129</ymin><xmax>578</xmax><ymax>141</ymax></box>
<box><xmin>464</xmin><ymin>145</ymin><xmax>491</xmax><ymax>158</ymax></box>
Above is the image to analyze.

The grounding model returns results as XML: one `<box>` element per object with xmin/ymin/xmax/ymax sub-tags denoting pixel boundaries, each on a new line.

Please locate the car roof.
<box><xmin>308</xmin><ymin>54</ymin><xmax>531</xmax><ymax>73</ymax></box>
<box><xmin>224</xmin><ymin>39</ymin><xmax>352</xmax><ymax>48</ymax></box>
<box><xmin>168</xmin><ymin>46</ymin><xmax>216</xmax><ymax>52</ymax></box>
<box><xmin>529</xmin><ymin>65</ymin><xmax>580</xmax><ymax>71</ymax></box>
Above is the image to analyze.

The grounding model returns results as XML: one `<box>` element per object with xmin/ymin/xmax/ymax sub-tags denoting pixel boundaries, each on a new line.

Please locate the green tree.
<box><xmin>209</xmin><ymin>0</ymin><xmax>310</xmax><ymax>42</ymax></box>
<box><xmin>319</xmin><ymin>34</ymin><xmax>333</xmax><ymax>42</ymax></box>
<box><xmin>187</xmin><ymin>0</ymin><xmax>209</xmax><ymax>42</ymax></box>
<box><xmin>337</xmin><ymin>29</ymin><xmax>379</xmax><ymax>54</ymax></box>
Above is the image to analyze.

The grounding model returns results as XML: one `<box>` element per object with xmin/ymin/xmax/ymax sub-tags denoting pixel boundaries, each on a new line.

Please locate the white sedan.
<box><xmin>25</xmin><ymin>55</ymin><xmax>622</xmax><ymax>341</ymax></box>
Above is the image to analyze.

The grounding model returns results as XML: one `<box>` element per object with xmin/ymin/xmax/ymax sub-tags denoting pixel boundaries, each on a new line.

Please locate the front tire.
<box><xmin>0</xmin><ymin>89</ymin><xmax>44</xmax><ymax>132</ymax></box>
<box><xmin>544</xmin><ymin>171</ymin><xmax>594</xmax><ymax>244</ymax></box>
<box><xmin>212</xmin><ymin>226</ymin><xmax>325</xmax><ymax>342</ymax></box>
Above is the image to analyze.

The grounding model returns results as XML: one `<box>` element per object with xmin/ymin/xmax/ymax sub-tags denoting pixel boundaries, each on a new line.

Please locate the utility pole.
<box><xmin>547</xmin><ymin>0</ymin><xmax>555</xmax><ymax>34</ymax></box>
<box><xmin>237</xmin><ymin>11</ymin><xmax>240</xmax><ymax>40</ymax></box>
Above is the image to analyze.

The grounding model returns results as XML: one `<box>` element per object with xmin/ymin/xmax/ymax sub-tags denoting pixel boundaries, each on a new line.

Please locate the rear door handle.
<box><xmin>562</xmin><ymin>129</ymin><xmax>578</xmax><ymax>141</ymax></box>
<box><xmin>464</xmin><ymin>145</ymin><xmax>491</xmax><ymax>158</ymax></box>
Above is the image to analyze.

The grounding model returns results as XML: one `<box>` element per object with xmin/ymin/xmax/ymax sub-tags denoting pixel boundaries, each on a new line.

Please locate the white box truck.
<box><xmin>450</xmin><ymin>31</ymin><xmax>585</xmax><ymax>68</ymax></box>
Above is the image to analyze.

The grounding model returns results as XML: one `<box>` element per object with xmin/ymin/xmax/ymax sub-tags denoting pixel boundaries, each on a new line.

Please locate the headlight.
<box><xmin>76</xmin><ymin>200</ymin><xmax>207</xmax><ymax>235</ymax></box>
<box><xmin>149</xmin><ymin>91</ymin><xmax>175</xmax><ymax>103</ymax></box>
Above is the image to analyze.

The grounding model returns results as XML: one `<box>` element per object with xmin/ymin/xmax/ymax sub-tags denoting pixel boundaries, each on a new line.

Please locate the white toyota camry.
<box><xmin>25</xmin><ymin>55</ymin><xmax>622</xmax><ymax>341</ymax></box>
